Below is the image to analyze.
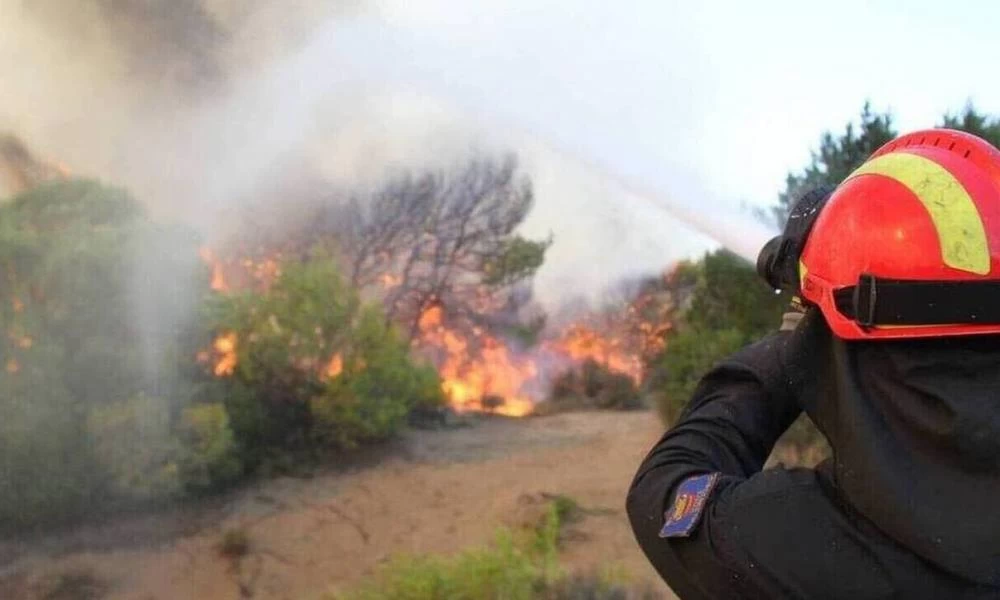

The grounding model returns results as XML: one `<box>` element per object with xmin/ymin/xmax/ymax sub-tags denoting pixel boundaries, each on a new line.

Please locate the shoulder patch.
<box><xmin>658</xmin><ymin>472</ymin><xmax>721</xmax><ymax>538</ymax></box>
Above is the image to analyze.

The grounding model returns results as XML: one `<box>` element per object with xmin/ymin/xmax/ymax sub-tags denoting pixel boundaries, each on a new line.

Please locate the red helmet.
<box><xmin>798</xmin><ymin>128</ymin><xmax>1000</xmax><ymax>340</ymax></box>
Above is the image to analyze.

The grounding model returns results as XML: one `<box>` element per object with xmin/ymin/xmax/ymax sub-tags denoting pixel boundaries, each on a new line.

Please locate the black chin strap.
<box><xmin>833</xmin><ymin>275</ymin><xmax>1000</xmax><ymax>327</ymax></box>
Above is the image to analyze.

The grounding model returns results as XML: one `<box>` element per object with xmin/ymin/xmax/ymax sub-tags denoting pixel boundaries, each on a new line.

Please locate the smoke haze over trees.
<box><xmin>0</xmin><ymin>0</ymin><xmax>732</xmax><ymax>310</ymax></box>
<box><xmin>0</xmin><ymin>149</ymin><xmax>552</xmax><ymax>528</ymax></box>
<box><xmin>303</xmin><ymin>155</ymin><xmax>549</xmax><ymax>341</ymax></box>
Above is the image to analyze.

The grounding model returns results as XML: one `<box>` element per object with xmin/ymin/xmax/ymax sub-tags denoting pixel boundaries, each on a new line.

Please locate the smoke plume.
<box><xmin>0</xmin><ymin>0</ymin><xmax>764</xmax><ymax>308</ymax></box>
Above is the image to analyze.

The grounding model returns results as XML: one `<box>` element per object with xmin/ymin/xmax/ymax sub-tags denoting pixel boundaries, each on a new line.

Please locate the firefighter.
<box><xmin>627</xmin><ymin>129</ymin><xmax>1000</xmax><ymax>599</ymax></box>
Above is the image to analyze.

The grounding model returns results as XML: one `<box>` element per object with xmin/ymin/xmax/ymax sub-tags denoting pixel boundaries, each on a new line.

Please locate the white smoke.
<box><xmin>0</xmin><ymin>0</ymin><xmax>773</xmax><ymax>308</ymax></box>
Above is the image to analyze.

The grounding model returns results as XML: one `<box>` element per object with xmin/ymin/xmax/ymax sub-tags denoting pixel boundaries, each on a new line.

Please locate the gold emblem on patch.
<box><xmin>672</xmin><ymin>492</ymin><xmax>694</xmax><ymax>520</ymax></box>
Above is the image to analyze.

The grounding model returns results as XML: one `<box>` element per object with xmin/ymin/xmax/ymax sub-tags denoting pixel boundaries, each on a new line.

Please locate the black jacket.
<box><xmin>626</xmin><ymin>310</ymin><xmax>1000</xmax><ymax>599</ymax></box>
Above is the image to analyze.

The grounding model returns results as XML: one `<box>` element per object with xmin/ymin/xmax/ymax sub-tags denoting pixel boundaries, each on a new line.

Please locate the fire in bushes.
<box><xmin>4</xmin><ymin>230</ymin><xmax>671</xmax><ymax>420</ymax></box>
<box><xmin>414</xmin><ymin>302</ymin><xmax>537</xmax><ymax>417</ymax></box>
<box><xmin>199</xmin><ymin>248</ymin><xmax>675</xmax><ymax>416</ymax></box>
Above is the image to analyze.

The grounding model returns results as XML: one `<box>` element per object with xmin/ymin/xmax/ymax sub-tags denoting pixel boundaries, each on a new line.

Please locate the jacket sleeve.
<box><xmin>626</xmin><ymin>331</ymin><xmax>803</xmax><ymax>599</ymax></box>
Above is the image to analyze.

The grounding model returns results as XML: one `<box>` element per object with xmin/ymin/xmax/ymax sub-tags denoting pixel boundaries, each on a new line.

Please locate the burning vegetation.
<box><xmin>0</xmin><ymin>148</ymin><xmax>682</xmax><ymax>532</ymax></box>
<box><xmin>190</xmin><ymin>155</ymin><xmax>680</xmax><ymax>417</ymax></box>
<box><xmin>415</xmin><ymin>301</ymin><xmax>537</xmax><ymax>417</ymax></box>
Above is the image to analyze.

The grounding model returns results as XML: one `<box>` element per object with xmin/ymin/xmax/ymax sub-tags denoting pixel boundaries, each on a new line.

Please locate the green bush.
<box><xmin>0</xmin><ymin>350</ymin><xmax>100</xmax><ymax>529</ymax></box>
<box><xmin>86</xmin><ymin>394</ymin><xmax>182</xmax><ymax>502</ymax></box>
<box><xmin>340</xmin><ymin>532</ymin><xmax>543</xmax><ymax>600</ymax></box>
<box><xmin>0</xmin><ymin>179</ymin><xmax>206</xmax><ymax>528</ymax></box>
<box><xmin>684</xmin><ymin>250</ymin><xmax>787</xmax><ymax>337</ymax></box>
<box><xmin>643</xmin><ymin>249</ymin><xmax>786</xmax><ymax>423</ymax></box>
<box><xmin>201</xmin><ymin>252</ymin><xmax>444</xmax><ymax>470</ymax></box>
<box><xmin>311</xmin><ymin>307</ymin><xmax>443</xmax><ymax>449</ymax></box>
<box><xmin>337</xmin><ymin>501</ymin><xmax>564</xmax><ymax>600</ymax></box>
<box><xmin>176</xmin><ymin>403</ymin><xmax>243</xmax><ymax>493</ymax></box>
<box><xmin>547</xmin><ymin>360</ymin><xmax>641</xmax><ymax>413</ymax></box>
<box><xmin>647</xmin><ymin>327</ymin><xmax>745</xmax><ymax>423</ymax></box>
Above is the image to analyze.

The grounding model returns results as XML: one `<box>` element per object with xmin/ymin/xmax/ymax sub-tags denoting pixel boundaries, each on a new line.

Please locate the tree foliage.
<box><xmin>482</xmin><ymin>235</ymin><xmax>552</xmax><ymax>287</ymax></box>
<box><xmin>771</xmin><ymin>102</ymin><xmax>896</xmax><ymax>226</ymax></box>
<box><xmin>940</xmin><ymin>103</ymin><xmax>1000</xmax><ymax>148</ymax></box>
<box><xmin>648</xmin><ymin>251</ymin><xmax>785</xmax><ymax>418</ymax></box>
<box><xmin>685</xmin><ymin>250</ymin><xmax>788</xmax><ymax>337</ymax></box>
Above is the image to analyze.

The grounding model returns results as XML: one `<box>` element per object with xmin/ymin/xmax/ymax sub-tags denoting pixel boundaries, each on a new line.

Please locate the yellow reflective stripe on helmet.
<box><xmin>848</xmin><ymin>152</ymin><xmax>990</xmax><ymax>275</ymax></box>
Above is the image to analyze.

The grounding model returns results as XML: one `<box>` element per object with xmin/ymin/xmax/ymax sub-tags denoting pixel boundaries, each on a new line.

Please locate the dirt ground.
<box><xmin>0</xmin><ymin>411</ymin><xmax>673</xmax><ymax>600</ymax></box>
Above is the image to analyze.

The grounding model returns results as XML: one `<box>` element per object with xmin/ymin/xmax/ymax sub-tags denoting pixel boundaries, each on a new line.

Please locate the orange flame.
<box><xmin>192</xmin><ymin>247</ymin><xmax>674</xmax><ymax>418</ymax></box>
<box><xmin>417</xmin><ymin>304</ymin><xmax>536</xmax><ymax>417</ymax></box>
<box><xmin>213</xmin><ymin>332</ymin><xmax>238</xmax><ymax>376</ymax></box>
<box><xmin>199</xmin><ymin>247</ymin><xmax>229</xmax><ymax>292</ymax></box>
<box><xmin>198</xmin><ymin>246</ymin><xmax>282</xmax><ymax>293</ymax></box>
<box><xmin>548</xmin><ymin>325</ymin><xmax>643</xmax><ymax>384</ymax></box>
<box><xmin>379</xmin><ymin>273</ymin><xmax>402</xmax><ymax>289</ymax></box>
<box><xmin>326</xmin><ymin>353</ymin><xmax>344</xmax><ymax>379</ymax></box>
<box><xmin>249</xmin><ymin>258</ymin><xmax>280</xmax><ymax>289</ymax></box>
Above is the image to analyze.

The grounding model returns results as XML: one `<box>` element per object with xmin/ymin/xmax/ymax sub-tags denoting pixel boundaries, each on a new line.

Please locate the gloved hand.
<box><xmin>779</xmin><ymin>296</ymin><xmax>807</xmax><ymax>332</ymax></box>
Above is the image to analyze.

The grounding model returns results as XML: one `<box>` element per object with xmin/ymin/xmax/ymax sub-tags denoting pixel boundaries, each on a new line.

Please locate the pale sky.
<box><xmin>376</xmin><ymin>0</ymin><xmax>1000</xmax><ymax>210</ymax></box>
<box><xmin>687</xmin><ymin>0</ymin><xmax>1000</xmax><ymax>207</ymax></box>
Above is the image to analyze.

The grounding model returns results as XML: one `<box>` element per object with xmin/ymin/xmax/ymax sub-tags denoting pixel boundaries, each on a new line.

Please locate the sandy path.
<box><xmin>1</xmin><ymin>411</ymin><xmax>673</xmax><ymax>599</ymax></box>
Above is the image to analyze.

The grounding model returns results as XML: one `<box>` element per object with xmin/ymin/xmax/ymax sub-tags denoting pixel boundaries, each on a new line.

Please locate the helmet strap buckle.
<box><xmin>854</xmin><ymin>273</ymin><xmax>878</xmax><ymax>328</ymax></box>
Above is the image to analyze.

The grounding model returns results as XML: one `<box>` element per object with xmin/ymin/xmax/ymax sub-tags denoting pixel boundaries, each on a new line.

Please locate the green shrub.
<box><xmin>176</xmin><ymin>403</ymin><xmax>243</xmax><ymax>493</ymax></box>
<box><xmin>202</xmin><ymin>253</ymin><xmax>444</xmax><ymax>466</ymax></box>
<box><xmin>547</xmin><ymin>360</ymin><xmax>641</xmax><ymax>413</ymax></box>
<box><xmin>0</xmin><ymin>180</ymin><xmax>208</xmax><ymax>528</ymax></box>
<box><xmin>684</xmin><ymin>250</ymin><xmax>787</xmax><ymax>336</ymax></box>
<box><xmin>647</xmin><ymin>327</ymin><xmax>745</xmax><ymax>423</ymax></box>
<box><xmin>311</xmin><ymin>307</ymin><xmax>443</xmax><ymax>448</ymax></box>
<box><xmin>338</xmin><ymin>503</ymin><xmax>564</xmax><ymax>600</ymax></box>
<box><xmin>549</xmin><ymin>494</ymin><xmax>582</xmax><ymax>525</ymax></box>
<box><xmin>340</xmin><ymin>532</ymin><xmax>543</xmax><ymax>600</ymax></box>
<box><xmin>86</xmin><ymin>394</ymin><xmax>181</xmax><ymax>502</ymax></box>
<box><xmin>0</xmin><ymin>353</ymin><xmax>100</xmax><ymax>529</ymax></box>
<box><xmin>642</xmin><ymin>249</ymin><xmax>787</xmax><ymax>424</ymax></box>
